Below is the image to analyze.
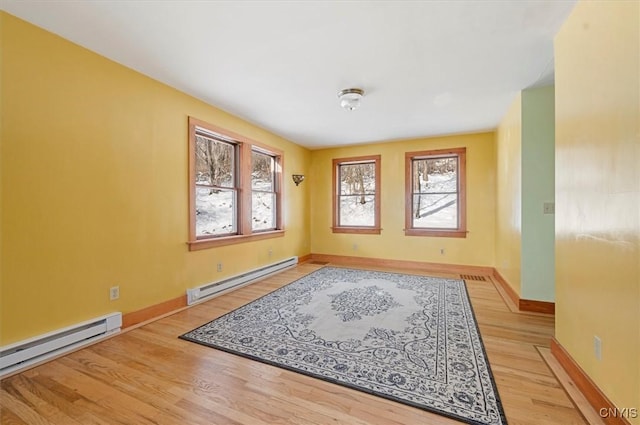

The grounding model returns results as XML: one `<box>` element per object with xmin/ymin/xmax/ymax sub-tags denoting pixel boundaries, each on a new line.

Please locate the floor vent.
<box><xmin>461</xmin><ymin>274</ymin><xmax>487</xmax><ymax>281</ymax></box>
<box><xmin>187</xmin><ymin>256</ymin><xmax>298</xmax><ymax>305</ymax></box>
<box><xmin>0</xmin><ymin>312</ymin><xmax>122</xmax><ymax>378</ymax></box>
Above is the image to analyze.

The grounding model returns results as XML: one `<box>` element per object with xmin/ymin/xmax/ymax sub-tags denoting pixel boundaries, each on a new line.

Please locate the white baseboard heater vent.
<box><xmin>187</xmin><ymin>256</ymin><xmax>298</xmax><ymax>305</ymax></box>
<box><xmin>0</xmin><ymin>312</ymin><xmax>122</xmax><ymax>378</ymax></box>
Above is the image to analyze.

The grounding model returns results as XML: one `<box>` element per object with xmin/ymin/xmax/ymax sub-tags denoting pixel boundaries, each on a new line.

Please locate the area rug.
<box><xmin>180</xmin><ymin>267</ymin><xmax>507</xmax><ymax>425</ymax></box>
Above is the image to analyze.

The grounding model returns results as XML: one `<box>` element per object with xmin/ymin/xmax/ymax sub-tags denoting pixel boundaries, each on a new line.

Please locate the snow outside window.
<box><xmin>188</xmin><ymin>117</ymin><xmax>284</xmax><ymax>251</ymax></box>
<box><xmin>194</xmin><ymin>134</ymin><xmax>238</xmax><ymax>237</ymax></box>
<box><xmin>332</xmin><ymin>155</ymin><xmax>381</xmax><ymax>235</ymax></box>
<box><xmin>405</xmin><ymin>148</ymin><xmax>467</xmax><ymax>238</ymax></box>
<box><xmin>251</xmin><ymin>150</ymin><xmax>277</xmax><ymax>231</ymax></box>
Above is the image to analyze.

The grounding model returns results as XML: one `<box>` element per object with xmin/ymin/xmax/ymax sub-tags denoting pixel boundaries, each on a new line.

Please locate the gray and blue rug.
<box><xmin>180</xmin><ymin>267</ymin><xmax>507</xmax><ymax>425</ymax></box>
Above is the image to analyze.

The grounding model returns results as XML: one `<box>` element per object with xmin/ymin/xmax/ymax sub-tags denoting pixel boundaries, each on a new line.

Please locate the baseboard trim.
<box><xmin>123</xmin><ymin>255</ymin><xmax>314</xmax><ymax>329</ymax></box>
<box><xmin>298</xmin><ymin>253</ymin><xmax>312</xmax><ymax>263</ymax></box>
<box><xmin>122</xmin><ymin>295</ymin><xmax>187</xmax><ymax>329</ymax></box>
<box><xmin>491</xmin><ymin>269</ymin><xmax>520</xmax><ymax>309</ymax></box>
<box><xmin>310</xmin><ymin>253</ymin><xmax>493</xmax><ymax>276</ymax></box>
<box><xmin>519</xmin><ymin>298</ymin><xmax>555</xmax><ymax>314</ymax></box>
<box><xmin>550</xmin><ymin>338</ymin><xmax>631</xmax><ymax>425</ymax></box>
<box><xmin>491</xmin><ymin>269</ymin><xmax>555</xmax><ymax>314</ymax></box>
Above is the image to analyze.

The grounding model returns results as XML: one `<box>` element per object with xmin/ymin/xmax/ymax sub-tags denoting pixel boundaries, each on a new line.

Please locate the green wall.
<box><xmin>521</xmin><ymin>86</ymin><xmax>555</xmax><ymax>301</ymax></box>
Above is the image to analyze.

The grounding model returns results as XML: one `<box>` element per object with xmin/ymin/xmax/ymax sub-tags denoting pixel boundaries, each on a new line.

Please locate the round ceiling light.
<box><xmin>338</xmin><ymin>88</ymin><xmax>364</xmax><ymax>111</ymax></box>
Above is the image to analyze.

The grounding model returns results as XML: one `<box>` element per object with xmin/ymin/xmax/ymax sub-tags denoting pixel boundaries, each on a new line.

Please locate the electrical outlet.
<box><xmin>353</xmin><ymin>243</ymin><xmax>358</xmax><ymax>251</ymax></box>
<box><xmin>268</xmin><ymin>248</ymin><xmax>273</xmax><ymax>258</ymax></box>
<box><xmin>217</xmin><ymin>263</ymin><xmax>223</xmax><ymax>272</ymax></box>
<box><xmin>594</xmin><ymin>335</ymin><xmax>602</xmax><ymax>361</ymax></box>
<box><xmin>440</xmin><ymin>248</ymin><xmax>445</xmax><ymax>255</ymax></box>
<box><xmin>109</xmin><ymin>286</ymin><xmax>120</xmax><ymax>301</ymax></box>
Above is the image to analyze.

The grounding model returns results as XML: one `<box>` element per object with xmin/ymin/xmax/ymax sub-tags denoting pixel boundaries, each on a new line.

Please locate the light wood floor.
<box><xmin>1</xmin><ymin>263</ymin><xmax>589</xmax><ymax>425</ymax></box>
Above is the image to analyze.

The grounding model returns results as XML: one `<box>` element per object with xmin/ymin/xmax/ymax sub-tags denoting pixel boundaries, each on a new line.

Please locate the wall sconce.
<box><xmin>292</xmin><ymin>174</ymin><xmax>305</xmax><ymax>186</ymax></box>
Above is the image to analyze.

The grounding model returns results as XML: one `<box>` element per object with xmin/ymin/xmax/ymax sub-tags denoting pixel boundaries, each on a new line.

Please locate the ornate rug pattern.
<box><xmin>180</xmin><ymin>267</ymin><xmax>507</xmax><ymax>425</ymax></box>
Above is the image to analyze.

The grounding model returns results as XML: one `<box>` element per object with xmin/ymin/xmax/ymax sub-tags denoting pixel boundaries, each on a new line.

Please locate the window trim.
<box><xmin>332</xmin><ymin>155</ymin><xmax>381</xmax><ymax>235</ymax></box>
<box><xmin>404</xmin><ymin>147</ymin><xmax>467</xmax><ymax>238</ymax></box>
<box><xmin>250</xmin><ymin>147</ymin><xmax>279</xmax><ymax>233</ymax></box>
<box><xmin>193</xmin><ymin>134</ymin><xmax>240</xmax><ymax>238</ymax></box>
<box><xmin>188</xmin><ymin>117</ymin><xmax>284</xmax><ymax>251</ymax></box>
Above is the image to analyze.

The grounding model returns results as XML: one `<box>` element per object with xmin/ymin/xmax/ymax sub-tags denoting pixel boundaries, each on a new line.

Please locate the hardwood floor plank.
<box><xmin>0</xmin><ymin>388</ymin><xmax>56</xmax><ymax>425</ymax></box>
<box><xmin>1</xmin><ymin>263</ymin><xmax>589</xmax><ymax>425</ymax></box>
<box><xmin>2</xmin><ymin>375</ymin><xmax>84</xmax><ymax>425</ymax></box>
<box><xmin>23</xmin><ymin>375</ymin><xmax>115</xmax><ymax>425</ymax></box>
<box><xmin>537</xmin><ymin>347</ymin><xmax>606</xmax><ymax>425</ymax></box>
<box><xmin>0</xmin><ymin>408</ymin><xmax>30</xmax><ymax>425</ymax></box>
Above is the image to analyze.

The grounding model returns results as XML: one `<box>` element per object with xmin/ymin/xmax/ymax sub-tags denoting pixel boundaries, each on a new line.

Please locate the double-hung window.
<box><xmin>193</xmin><ymin>131</ymin><xmax>239</xmax><ymax>237</ymax></box>
<box><xmin>188</xmin><ymin>117</ymin><xmax>283</xmax><ymax>250</ymax></box>
<box><xmin>251</xmin><ymin>149</ymin><xmax>278</xmax><ymax>232</ymax></box>
<box><xmin>332</xmin><ymin>155</ymin><xmax>381</xmax><ymax>234</ymax></box>
<box><xmin>405</xmin><ymin>147</ymin><xmax>466</xmax><ymax>237</ymax></box>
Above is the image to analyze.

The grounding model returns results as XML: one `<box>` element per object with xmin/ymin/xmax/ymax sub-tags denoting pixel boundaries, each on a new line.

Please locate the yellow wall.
<box><xmin>495</xmin><ymin>87</ymin><xmax>556</xmax><ymax>302</ymax></box>
<box><xmin>495</xmin><ymin>94</ymin><xmax>522</xmax><ymax>295</ymax></box>
<box><xmin>555</xmin><ymin>0</ymin><xmax>639</xmax><ymax>420</ymax></box>
<box><xmin>0</xmin><ymin>13</ymin><xmax>311</xmax><ymax>345</ymax></box>
<box><xmin>310</xmin><ymin>132</ymin><xmax>496</xmax><ymax>266</ymax></box>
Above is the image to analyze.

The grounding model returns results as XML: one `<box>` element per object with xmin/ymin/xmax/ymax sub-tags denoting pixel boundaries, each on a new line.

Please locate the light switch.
<box><xmin>543</xmin><ymin>202</ymin><xmax>555</xmax><ymax>214</ymax></box>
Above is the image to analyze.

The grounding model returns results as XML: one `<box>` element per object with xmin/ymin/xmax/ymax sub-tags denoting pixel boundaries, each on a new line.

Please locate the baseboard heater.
<box><xmin>0</xmin><ymin>312</ymin><xmax>122</xmax><ymax>378</ymax></box>
<box><xmin>187</xmin><ymin>256</ymin><xmax>298</xmax><ymax>305</ymax></box>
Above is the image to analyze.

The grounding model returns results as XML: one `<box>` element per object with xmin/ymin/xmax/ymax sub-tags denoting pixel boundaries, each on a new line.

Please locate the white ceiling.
<box><xmin>2</xmin><ymin>0</ymin><xmax>576</xmax><ymax>149</ymax></box>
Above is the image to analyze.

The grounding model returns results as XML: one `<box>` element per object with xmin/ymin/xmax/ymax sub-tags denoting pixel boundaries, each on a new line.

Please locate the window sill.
<box><xmin>188</xmin><ymin>229</ymin><xmax>284</xmax><ymax>251</ymax></box>
<box><xmin>404</xmin><ymin>229</ymin><xmax>467</xmax><ymax>238</ymax></box>
<box><xmin>331</xmin><ymin>227</ymin><xmax>381</xmax><ymax>235</ymax></box>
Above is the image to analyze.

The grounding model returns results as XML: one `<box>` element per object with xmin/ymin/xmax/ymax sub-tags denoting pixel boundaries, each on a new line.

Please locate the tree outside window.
<box><xmin>251</xmin><ymin>150</ymin><xmax>277</xmax><ymax>232</ymax></box>
<box><xmin>188</xmin><ymin>117</ymin><xmax>283</xmax><ymax>250</ymax></box>
<box><xmin>194</xmin><ymin>134</ymin><xmax>238</xmax><ymax>237</ymax></box>
<box><xmin>332</xmin><ymin>155</ymin><xmax>381</xmax><ymax>234</ymax></box>
<box><xmin>405</xmin><ymin>148</ymin><xmax>467</xmax><ymax>238</ymax></box>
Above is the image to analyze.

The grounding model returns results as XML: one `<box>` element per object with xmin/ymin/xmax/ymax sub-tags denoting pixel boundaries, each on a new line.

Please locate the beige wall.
<box><xmin>310</xmin><ymin>132</ymin><xmax>496</xmax><ymax>267</ymax></box>
<box><xmin>0</xmin><ymin>13</ymin><xmax>311</xmax><ymax>345</ymax></box>
<box><xmin>555</xmin><ymin>0</ymin><xmax>639</xmax><ymax>420</ymax></box>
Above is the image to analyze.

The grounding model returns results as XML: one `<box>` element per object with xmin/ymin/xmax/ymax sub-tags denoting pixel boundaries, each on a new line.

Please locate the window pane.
<box><xmin>339</xmin><ymin>195</ymin><xmax>375</xmax><ymax>226</ymax></box>
<box><xmin>252</xmin><ymin>191</ymin><xmax>275</xmax><ymax>231</ymax></box>
<box><xmin>251</xmin><ymin>151</ymin><xmax>274</xmax><ymax>191</ymax></box>
<box><xmin>413</xmin><ymin>157</ymin><xmax>457</xmax><ymax>193</ymax></box>
<box><xmin>195</xmin><ymin>135</ymin><xmax>235</xmax><ymax>188</ymax></box>
<box><xmin>340</xmin><ymin>163</ymin><xmax>375</xmax><ymax>195</ymax></box>
<box><xmin>195</xmin><ymin>187</ymin><xmax>236</xmax><ymax>236</ymax></box>
<box><xmin>412</xmin><ymin>194</ymin><xmax>458</xmax><ymax>229</ymax></box>
<box><xmin>404</xmin><ymin>148</ymin><xmax>465</xmax><ymax>236</ymax></box>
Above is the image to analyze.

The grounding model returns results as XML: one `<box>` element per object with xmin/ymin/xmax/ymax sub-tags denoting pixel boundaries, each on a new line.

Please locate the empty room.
<box><xmin>1</xmin><ymin>1</ymin><xmax>638</xmax><ymax>425</ymax></box>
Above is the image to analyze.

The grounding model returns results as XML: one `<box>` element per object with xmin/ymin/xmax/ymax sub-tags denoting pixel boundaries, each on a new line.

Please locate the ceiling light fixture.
<box><xmin>338</xmin><ymin>88</ymin><xmax>364</xmax><ymax>111</ymax></box>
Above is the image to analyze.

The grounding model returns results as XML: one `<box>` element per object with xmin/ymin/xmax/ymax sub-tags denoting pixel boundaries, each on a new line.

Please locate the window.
<box><xmin>332</xmin><ymin>155</ymin><xmax>381</xmax><ymax>234</ymax></box>
<box><xmin>188</xmin><ymin>117</ymin><xmax>283</xmax><ymax>250</ymax></box>
<box><xmin>251</xmin><ymin>149</ymin><xmax>277</xmax><ymax>232</ymax></box>
<box><xmin>405</xmin><ymin>147</ymin><xmax>466</xmax><ymax>238</ymax></box>
<box><xmin>193</xmin><ymin>132</ymin><xmax>238</xmax><ymax>237</ymax></box>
